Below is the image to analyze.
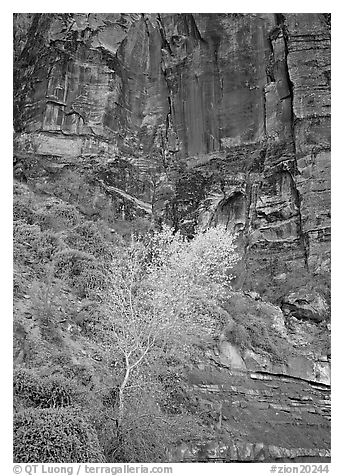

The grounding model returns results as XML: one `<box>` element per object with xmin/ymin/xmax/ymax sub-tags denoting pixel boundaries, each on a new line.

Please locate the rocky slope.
<box><xmin>173</xmin><ymin>372</ymin><xmax>330</xmax><ymax>462</ymax></box>
<box><xmin>13</xmin><ymin>13</ymin><xmax>331</xmax><ymax>462</ymax></box>
<box><xmin>173</xmin><ymin>293</ymin><xmax>330</xmax><ymax>462</ymax></box>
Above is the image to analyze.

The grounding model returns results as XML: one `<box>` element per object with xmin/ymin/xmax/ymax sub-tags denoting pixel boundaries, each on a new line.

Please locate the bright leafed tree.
<box><xmin>105</xmin><ymin>225</ymin><xmax>239</xmax><ymax>429</ymax></box>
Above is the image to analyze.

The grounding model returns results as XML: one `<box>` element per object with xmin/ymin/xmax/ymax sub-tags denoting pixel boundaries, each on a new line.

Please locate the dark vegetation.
<box><xmin>245</xmin><ymin>260</ymin><xmax>331</xmax><ymax>311</ymax></box>
<box><xmin>14</xmin><ymin>408</ymin><xmax>105</xmax><ymax>463</ymax></box>
<box><xmin>13</xmin><ymin>172</ymin><xmax>329</xmax><ymax>462</ymax></box>
<box><xmin>222</xmin><ymin>293</ymin><xmax>290</xmax><ymax>363</ymax></box>
<box><xmin>14</xmin><ymin>368</ymin><xmax>81</xmax><ymax>410</ymax></box>
<box><xmin>13</xmin><ymin>177</ymin><xmax>215</xmax><ymax>462</ymax></box>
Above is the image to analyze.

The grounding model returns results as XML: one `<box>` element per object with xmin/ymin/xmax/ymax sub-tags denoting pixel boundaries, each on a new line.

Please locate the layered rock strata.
<box><xmin>13</xmin><ymin>13</ymin><xmax>331</xmax><ymax>281</ymax></box>
<box><xmin>171</xmin><ymin>365</ymin><xmax>330</xmax><ymax>462</ymax></box>
<box><xmin>13</xmin><ymin>13</ymin><xmax>331</xmax><ymax>462</ymax></box>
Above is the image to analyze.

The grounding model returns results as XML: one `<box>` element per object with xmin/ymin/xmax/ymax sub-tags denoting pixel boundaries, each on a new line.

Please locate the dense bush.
<box><xmin>28</xmin><ymin>271</ymin><xmax>66</xmax><ymax>324</ymax></box>
<box><xmin>13</xmin><ymin>181</ymin><xmax>36</xmax><ymax>211</ymax></box>
<box><xmin>223</xmin><ymin>294</ymin><xmax>289</xmax><ymax>362</ymax></box>
<box><xmin>37</xmin><ymin>169</ymin><xmax>117</xmax><ymax>224</ymax></box>
<box><xmin>245</xmin><ymin>317</ymin><xmax>283</xmax><ymax>358</ymax></box>
<box><xmin>14</xmin><ymin>181</ymin><xmax>81</xmax><ymax>232</ymax></box>
<box><xmin>53</xmin><ymin>249</ymin><xmax>109</xmax><ymax>298</ymax></box>
<box><xmin>14</xmin><ymin>368</ymin><xmax>79</xmax><ymax>409</ymax></box>
<box><xmin>96</xmin><ymin>394</ymin><xmax>211</xmax><ymax>463</ymax></box>
<box><xmin>14</xmin><ymin>407</ymin><xmax>105</xmax><ymax>463</ymax></box>
<box><xmin>13</xmin><ymin>263</ymin><xmax>32</xmax><ymax>296</ymax></box>
<box><xmin>35</xmin><ymin>198</ymin><xmax>81</xmax><ymax>231</ymax></box>
<box><xmin>225</xmin><ymin>323</ymin><xmax>250</xmax><ymax>351</ymax></box>
<box><xmin>13</xmin><ymin>220</ymin><xmax>63</xmax><ymax>268</ymax></box>
<box><xmin>13</xmin><ymin>192</ymin><xmax>35</xmax><ymax>224</ymax></box>
<box><xmin>71</xmin><ymin>299</ymin><xmax>102</xmax><ymax>336</ymax></box>
<box><xmin>62</xmin><ymin>221</ymin><xmax>115</xmax><ymax>260</ymax></box>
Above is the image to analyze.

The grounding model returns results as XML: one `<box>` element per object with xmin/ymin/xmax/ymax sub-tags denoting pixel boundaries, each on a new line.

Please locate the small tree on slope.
<box><xmin>105</xmin><ymin>225</ymin><xmax>239</xmax><ymax>429</ymax></box>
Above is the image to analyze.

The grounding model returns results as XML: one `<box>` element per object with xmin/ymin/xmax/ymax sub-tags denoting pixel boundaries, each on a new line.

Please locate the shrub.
<box><xmin>13</xmin><ymin>181</ymin><xmax>30</xmax><ymax>196</ymax></box>
<box><xmin>14</xmin><ymin>407</ymin><xmax>105</xmax><ymax>463</ymax></box>
<box><xmin>36</xmin><ymin>169</ymin><xmax>89</xmax><ymax>203</ymax></box>
<box><xmin>35</xmin><ymin>198</ymin><xmax>81</xmax><ymax>232</ymax></box>
<box><xmin>245</xmin><ymin>318</ymin><xmax>282</xmax><ymax>357</ymax></box>
<box><xmin>13</xmin><ymin>182</ymin><xmax>36</xmax><ymax>222</ymax></box>
<box><xmin>13</xmin><ymin>220</ymin><xmax>63</xmax><ymax>267</ymax></box>
<box><xmin>28</xmin><ymin>270</ymin><xmax>66</xmax><ymax>324</ymax></box>
<box><xmin>53</xmin><ymin>249</ymin><xmax>109</xmax><ymax>298</ymax></box>
<box><xmin>222</xmin><ymin>294</ymin><xmax>289</xmax><ymax>362</ymax></box>
<box><xmin>62</xmin><ymin>221</ymin><xmax>115</xmax><ymax>261</ymax></box>
<box><xmin>13</xmin><ymin>368</ymin><xmax>79</xmax><ymax>409</ymax></box>
<box><xmin>157</xmin><ymin>368</ymin><xmax>190</xmax><ymax>415</ymax></box>
<box><xmin>75</xmin><ymin>265</ymin><xmax>109</xmax><ymax>299</ymax></box>
<box><xmin>96</xmin><ymin>394</ymin><xmax>211</xmax><ymax>463</ymax></box>
<box><xmin>72</xmin><ymin>299</ymin><xmax>102</xmax><ymax>335</ymax></box>
<box><xmin>13</xmin><ymin>264</ymin><xmax>31</xmax><ymax>297</ymax></box>
<box><xmin>13</xmin><ymin>194</ymin><xmax>35</xmax><ymax>224</ymax></box>
<box><xmin>225</xmin><ymin>323</ymin><xmax>250</xmax><ymax>351</ymax></box>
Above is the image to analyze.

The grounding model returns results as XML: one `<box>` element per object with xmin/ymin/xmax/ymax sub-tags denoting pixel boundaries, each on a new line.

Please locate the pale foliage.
<box><xmin>145</xmin><ymin>224</ymin><xmax>239</xmax><ymax>337</ymax></box>
<box><xmin>105</xmin><ymin>225</ymin><xmax>239</xmax><ymax>422</ymax></box>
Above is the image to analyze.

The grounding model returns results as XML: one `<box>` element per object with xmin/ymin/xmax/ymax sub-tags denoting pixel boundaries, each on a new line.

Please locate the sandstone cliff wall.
<box><xmin>13</xmin><ymin>13</ymin><xmax>331</xmax><ymax>288</ymax></box>
<box><xmin>13</xmin><ymin>13</ymin><xmax>331</xmax><ymax>462</ymax></box>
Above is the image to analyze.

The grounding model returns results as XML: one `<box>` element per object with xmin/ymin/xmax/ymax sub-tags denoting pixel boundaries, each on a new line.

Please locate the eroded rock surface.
<box><xmin>13</xmin><ymin>13</ymin><xmax>331</xmax><ymax>462</ymax></box>
<box><xmin>172</xmin><ymin>364</ymin><xmax>330</xmax><ymax>462</ymax></box>
<box><xmin>13</xmin><ymin>13</ymin><xmax>330</xmax><ymax>280</ymax></box>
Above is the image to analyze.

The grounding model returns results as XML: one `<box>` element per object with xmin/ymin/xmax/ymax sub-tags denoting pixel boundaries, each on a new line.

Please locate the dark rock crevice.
<box><xmin>268</xmin><ymin>14</ymin><xmax>310</xmax><ymax>270</ymax></box>
<box><xmin>278</xmin><ymin>17</ymin><xmax>296</xmax><ymax>155</ymax></box>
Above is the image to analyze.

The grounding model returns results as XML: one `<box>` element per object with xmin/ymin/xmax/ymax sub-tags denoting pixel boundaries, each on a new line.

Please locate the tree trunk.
<box><xmin>117</xmin><ymin>356</ymin><xmax>130</xmax><ymax>426</ymax></box>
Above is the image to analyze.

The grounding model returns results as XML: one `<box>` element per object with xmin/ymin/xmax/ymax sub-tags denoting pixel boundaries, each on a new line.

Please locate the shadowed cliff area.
<box><xmin>13</xmin><ymin>13</ymin><xmax>330</xmax><ymax>463</ymax></box>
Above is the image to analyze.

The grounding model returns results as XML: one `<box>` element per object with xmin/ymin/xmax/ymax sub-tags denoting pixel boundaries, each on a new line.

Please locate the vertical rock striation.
<box><xmin>13</xmin><ymin>13</ymin><xmax>330</xmax><ymax>287</ymax></box>
<box><xmin>13</xmin><ymin>13</ymin><xmax>331</xmax><ymax>462</ymax></box>
<box><xmin>285</xmin><ymin>14</ymin><xmax>331</xmax><ymax>273</ymax></box>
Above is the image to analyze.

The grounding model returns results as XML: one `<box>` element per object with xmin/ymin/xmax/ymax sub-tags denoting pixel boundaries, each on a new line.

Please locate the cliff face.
<box><xmin>13</xmin><ymin>13</ymin><xmax>331</xmax><ymax>462</ymax></box>
<box><xmin>13</xmin><ymin>13</ymin><xmax>330</xmax><ymax>289</ymax></box>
